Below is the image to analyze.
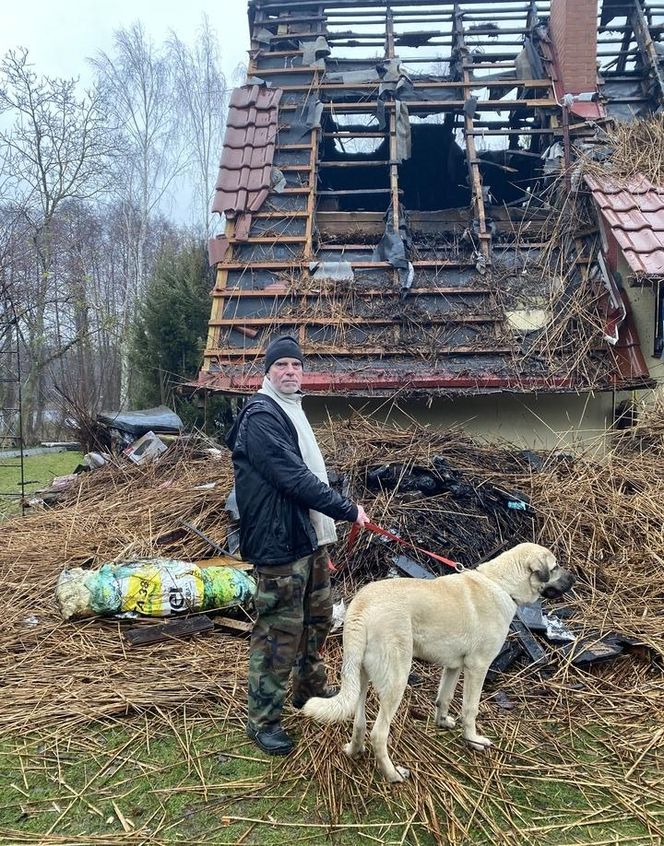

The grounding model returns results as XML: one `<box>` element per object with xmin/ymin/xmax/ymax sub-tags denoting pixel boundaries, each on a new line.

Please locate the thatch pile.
<box><xmin>1</xmin><ymin>414</ymin><xmax>663</xmax><ymax>843</ymax></box>
<box><xmin>614</xmin><ymin>389</ymin><xmax>664</xmax><ymax>456</ymax></box>
<box><xmin>580</xmin><ymin>115</ymin><xmax>664</xmax><ymax>187</ymax></box>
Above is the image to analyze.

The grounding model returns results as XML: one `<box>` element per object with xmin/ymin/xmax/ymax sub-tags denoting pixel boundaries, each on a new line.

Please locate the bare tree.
<box><xmin>169</xmin><ymin>15</ymin><xmax>228</xmax><ymax>237</ymax></box>
<box><xmin>90</xmin><ymin>23</ymin><xmax>186</xmax><ymax>403</ymax></box>
<box><xmin>0</xmin><ymin>48</ymin><xmax>114</xmax><ymax>439</ymax></box>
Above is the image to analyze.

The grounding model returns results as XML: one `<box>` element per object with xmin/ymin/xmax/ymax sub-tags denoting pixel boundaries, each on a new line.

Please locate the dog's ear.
<box><xmin>530</xmin><ymin>551</ymin><xmax>554</xmax><ymax>582</ymax></box>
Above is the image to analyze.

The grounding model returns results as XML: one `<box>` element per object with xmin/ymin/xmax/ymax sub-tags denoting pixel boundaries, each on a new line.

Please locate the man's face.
<box><xmin>268</xmin><ymin>357</ymin><xmax>303</xmax><ymax>394</ymax></box>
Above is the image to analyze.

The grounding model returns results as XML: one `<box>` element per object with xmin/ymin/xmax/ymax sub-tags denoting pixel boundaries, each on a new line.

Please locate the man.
<box><xmin>226</xmin><ymin>335</ymin><xmax>369</xmax><ymax>756</ymax></box>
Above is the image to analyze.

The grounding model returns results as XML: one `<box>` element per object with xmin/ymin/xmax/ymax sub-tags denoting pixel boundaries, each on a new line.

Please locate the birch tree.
<box><xmin>90</xmin><ymin>23</ymin><xmax>186</xmax><ymax>403</ymax></box>
<box><xmin>169</xmin><ymin>16</ymin><xmax>228</xmax><ymax>237</ymax></box>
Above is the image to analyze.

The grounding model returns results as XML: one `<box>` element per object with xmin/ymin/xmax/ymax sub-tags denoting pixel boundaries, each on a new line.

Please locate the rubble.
<box><xmin>0</xmin><ymin>410</ymin><xmax>662</xmax><ymax>840</ymax></box>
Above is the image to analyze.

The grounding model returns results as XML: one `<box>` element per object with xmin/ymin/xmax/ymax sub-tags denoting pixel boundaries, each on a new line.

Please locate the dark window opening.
<box><xmin>317</xmin><ymin>111</ymin><xmax>546</xmax><ymax>212</ymax></box>
<box><xmin>318</xmin><ymin>113</ymin><xmax>391</xmax><ymax>212</ymax></box>
<box><xmin>656</xmin><ymin>281</ymin><xmax>664</xmax><ymax>359</ymax></box>
<box><xmin>399</xmin><ymin>117</ymin><xmax>469</xmax><ymax>210</ymax></box>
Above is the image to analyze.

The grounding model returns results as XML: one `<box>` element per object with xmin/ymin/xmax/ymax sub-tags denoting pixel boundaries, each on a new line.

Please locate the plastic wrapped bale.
<box><xmin>55</xmin><ymin>558</ymin><xmax>256</xmax><ymax>621</ymax></box>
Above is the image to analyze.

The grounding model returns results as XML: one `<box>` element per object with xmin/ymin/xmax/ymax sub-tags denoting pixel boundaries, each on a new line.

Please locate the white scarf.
<box><xmin>258</xmin><ymin>376</ymin><xmax>337</xmax><ymax>546</ymax></box>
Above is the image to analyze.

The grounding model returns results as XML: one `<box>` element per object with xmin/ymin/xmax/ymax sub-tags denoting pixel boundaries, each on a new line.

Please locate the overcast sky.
<box><xmin>2</xmin><ymin>0</ymin><xmax>250</xmax><ymax>85</ymax></box>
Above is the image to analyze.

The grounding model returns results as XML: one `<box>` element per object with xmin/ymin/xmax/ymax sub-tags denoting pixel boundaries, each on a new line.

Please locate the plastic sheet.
<box><xmin>97</xmin><ymin>406</ymin><xmax>183</xmax><ymax>436</ymax></box>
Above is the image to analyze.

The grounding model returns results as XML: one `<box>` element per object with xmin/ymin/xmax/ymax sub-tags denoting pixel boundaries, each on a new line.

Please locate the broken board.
<box><xmin>194</xmin><ymin>555</ymin><xmax>253</xmax><ymax>571</ymax></box>
<box><xmin>213</xmin><ymin>616</ymin><xmax>253</xmax><ymax>635</ymax></box>
<box><xmin>124</xmin><ymin>615</ymin><xmax>214</xmax><ymax>646</ymax></box>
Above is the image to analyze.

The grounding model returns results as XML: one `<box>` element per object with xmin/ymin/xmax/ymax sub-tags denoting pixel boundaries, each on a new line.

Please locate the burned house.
<box><xmin>197</xmin><ymin>0</ymin><xmax>664</xmax><ymax>447</ymax></box>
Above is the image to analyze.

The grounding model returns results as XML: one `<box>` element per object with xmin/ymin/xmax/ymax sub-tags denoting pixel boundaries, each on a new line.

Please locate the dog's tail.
<box><xmin>302</xmin><ymin>610</ymin><xmax>366</xmax><ymax>723</ymax></box>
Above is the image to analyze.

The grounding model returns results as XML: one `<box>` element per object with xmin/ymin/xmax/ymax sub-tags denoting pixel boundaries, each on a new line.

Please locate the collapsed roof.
<box><xmin>197</xmin><ymin>0</ymin><xmax>664</xmax><ymax>397</ymax></box>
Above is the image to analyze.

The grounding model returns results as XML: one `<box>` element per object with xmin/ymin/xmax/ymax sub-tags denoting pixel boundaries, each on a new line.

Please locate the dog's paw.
<box><xmin>435</xmin><ymin>714</ymin><xmax>456</xmax><ymax>729</ymax></box>
<box><xmin>343</xmin><ymin>742</ymin><xmax>365</xmax><ymax>759</ymax></box>
<box><xmin>465</xmin><ymin>735</ymin><xmax>492</xmax><ymax>752</ymax></box>
<box><xmin>388</xmin><ymin>765</ymin><xmax>411</xmax><ymax>783</ymax></box>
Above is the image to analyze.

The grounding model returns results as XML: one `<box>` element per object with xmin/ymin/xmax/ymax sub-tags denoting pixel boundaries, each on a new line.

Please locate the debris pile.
<box><xmin>0</xmin><ymin>412</ymin><xmax>663</xmax><ymax>841</ymax></box>
<box><xmin>28</xmin><ymin>405</ymin><xmax>186</xmax><ymax>507</ymax></box>
<box><xmin>325</xmin><ymin>418</ymin><xmax>541</xmax><ymax>579</ymax></box>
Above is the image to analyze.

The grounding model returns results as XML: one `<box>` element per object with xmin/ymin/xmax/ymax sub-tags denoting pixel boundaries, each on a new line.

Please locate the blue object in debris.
<box><xmin>507</xmin><ymin>500</ymin><xmax>528</xmax><ymax>510</ymax></box>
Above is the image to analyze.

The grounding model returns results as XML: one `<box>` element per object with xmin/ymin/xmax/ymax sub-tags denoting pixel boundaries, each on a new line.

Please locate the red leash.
<box><xmin>346</xmin><ymin>521</ymin><xmax>463</xmax><ymax>572</ymax></box>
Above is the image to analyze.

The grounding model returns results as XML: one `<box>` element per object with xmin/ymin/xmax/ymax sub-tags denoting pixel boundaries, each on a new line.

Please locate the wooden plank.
<box><xmin>214</xmin><ymin>616</ymin><xmax>253</xmax><ymax>635</ymax></box>
<box><xmin>323</xmin><ymin>131</ymin><xmax>387</xmax><ymax>138</ymax></box>
<box><xmin>228</xmin><ymin>235</ymin><xmax>307</xmax><ymax>244</ymax></box>
<box><xmin>278</xmin><ymin>164</ymin><xmax>314</xmax><ymax>171</ymax></box>
<box><xmin>279</xmin><ymin>98</ymin><xmax>559</xmax><ymax>112</ymax></box>
<box><xmin>456</xmin><ymin>8</ymin><xmax>491</xmax><ymax>263</ymax></box>
<box><xmin>209</xmin><ymin>315</ymin><xmax>500</xmax><ymax>327</ymax></box>
<box><xmin>193</xmin><ymin>556</ymin><xmax>253</xmax><ymax>572</ymax></box>
<box><xmin>510</xmin><ymin>620</ymin><xmax>548</xmax><ymax>666</ymax></box>
<box><xmin>213</xmin><ymin>259</ymin><xmax>474</xmax><ymax>271</ymax></box>
<box><xmin>304</xmin><ymin>93</ymin><xmax>320</xmax><ymax>263</ymax></box>
<box><xmin>317</xmin><ymin>188</ymin><xmax>394</xmax><ymax>196</ymax></box>
<box><xmin>278</xmin><ymin>79</ymin><xmax>551</xmax><ymax>92</ymax></box>
<box><xmin>252</xmin><ymin>211</ymin><xmax>310</xmax><ymax>219</ymax></box>
<box><xmin>124</xmin><ymin>615</ymin><xmax>214</xmax><ymax>647</ymax></box>
<box><xmin>319</xmin><ymin>160</ymin><xmax>391</xmax><ymax>167</ymax></box>
<box><xmin>204</xmin><ymin>345</ymin><xmax>513</xmax><ymax>358</ymax></box>
<box><xmin>249</xmin><ymin>65</ymin><xmax>322</xmax><ymax>74</ymax></box>
<box><xmin>213</xmin><ymin>287</ymin><xmax>493</xmax><ymax>298</ymax></box>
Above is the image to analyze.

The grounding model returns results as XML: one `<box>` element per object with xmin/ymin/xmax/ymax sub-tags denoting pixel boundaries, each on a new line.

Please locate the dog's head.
<box><xmin>479</xmin><ymin>543</ymin><xmax>576</xmax><ymax>605</ymax></box>
<box><xmin>525</xmin><ymin>544</ymin><xmax>576</xmax><ymax>601</ymax></box>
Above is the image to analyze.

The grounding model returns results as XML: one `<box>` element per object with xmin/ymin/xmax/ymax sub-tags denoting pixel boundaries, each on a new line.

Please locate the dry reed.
<box><xmin>0</xmin><ymin>418</ymin><xmax>662</xmax><ymax>844</ymax></box>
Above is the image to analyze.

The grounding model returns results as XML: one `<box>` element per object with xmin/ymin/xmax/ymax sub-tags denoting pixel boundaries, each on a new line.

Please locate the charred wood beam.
<box><xmin>278</xmin><ymin>97</ymin><xmax>559</xmax><ymax>111</ymax></box>
<box><xmin>225</xmin><ymin>236</ymin><xmax>307</xmax><ymax>244</ymax></box>
<box><xmin>254</xmin><ymin>50</ymin><xmax>526</xmax><ymax>64</ymax></box>
<box><xmin>277</xmin><ymin>79</ymin><xmax>552</xmax><ymax>91</ymax></box>
<box><xmin>318</xmin><ymin>160</ymin><xmax>391</xmax><ymax>166</ymax></box>
<box><xmin>323</xmin><ymin>131</ymin><xmax>387</xmax><ymax>138</ymax></box>
<box><xmin>213</xmin><ymin>259</ymin><xmax>475</xmax><ymax>271</ymax></box>
<box><xmin>467</xmin><ymin>127</ymin><xmax>554</xmax><ymax>135</ymax></box>
<box><xmin>453</xmin><ymin>3</ymin><xmax>491</xmax><ymax>262</ymax></box>
<box><xmin>253</xmin><ymin>0</ymin><xmax>549</xmax><ymax>9</ymax></box>
<box><xmin>322</xmin><ymin>26</ymin><xmax>533</xmax><ymax>36</ymax></box>
<box><xmin>323</xmin><ymin>37</ymin><xmax>528</xmax><ymax>46</ymax></box>
<box><xmin>317</xmin><ymin>188</ymin><xmax>396</xmax><ymax>195</ymax></box>
<box><xmin>209</xmin><ymin>316</ymin><xmax>501</xmax><ymax>326</ymax></box>
<box><xmin>205</xmin><ymin>345</ymin><xmax>514</xmax><ymax>357</ymax></box>
<box><xmin>213</xmin><ymin>287</ymin><xmax>493</xmax><ymax>298</ymax></box>
<box><xmin>629</xmin><ymin>0</ymin><xmax>664</xmax><ymax>101</ymax></box>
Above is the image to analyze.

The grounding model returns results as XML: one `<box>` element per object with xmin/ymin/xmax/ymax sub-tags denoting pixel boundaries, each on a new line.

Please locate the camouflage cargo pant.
<box><xmin>247</xmin><ymin>546</ymin><xmax>332</xmax><ymax>731</ymax></box>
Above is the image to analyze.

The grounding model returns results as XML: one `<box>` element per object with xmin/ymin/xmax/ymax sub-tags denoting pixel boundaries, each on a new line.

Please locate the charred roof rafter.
<box><xmin>452</xmin><ymin>4</ymin><xmax>491</xmax><ymax>261</ymax></box>
<box><xmin>197</xmin><ymin>0</ymin><xmax>654</xmax><ymax>397</ymax></box>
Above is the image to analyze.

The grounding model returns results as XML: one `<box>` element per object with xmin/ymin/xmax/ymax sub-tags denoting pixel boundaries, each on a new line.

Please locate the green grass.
<box><xmin>0</xmin><ymin>720</ymin><xmax>434</xmax><ymax>845</ymax></box>
<box><xmin>0</xmin><ymin>713</ymin><xmax>659</xmax><ymax>845</ymax></box>
<box><xmin>0</xmin><ymin>451</ymin><xmax>84</xmax><ymax>519</ymax></box>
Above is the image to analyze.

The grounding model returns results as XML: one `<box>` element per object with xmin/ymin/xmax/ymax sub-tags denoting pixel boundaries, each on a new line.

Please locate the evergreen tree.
<box><xmin>130</xmin><ymin>241</ymin><xmax>211</xmax><ymax>413</ymax></box>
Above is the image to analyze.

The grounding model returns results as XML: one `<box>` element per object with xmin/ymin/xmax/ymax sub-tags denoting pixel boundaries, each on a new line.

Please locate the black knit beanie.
<box><xmin>264</xmin><ymin>335</ymin><xmax>304</xmax><ymax>372</ymax></box>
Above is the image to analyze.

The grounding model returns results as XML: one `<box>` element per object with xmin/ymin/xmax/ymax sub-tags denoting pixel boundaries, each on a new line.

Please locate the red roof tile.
<box><xmin>613</xmin><ymin>292</ymin><xmax>651</xmax><ymax>384</ymax></box>
<box><xmin>586</xmin><ymin>174</ymin><xmax>664</xmax><ymax>277</ymax></box>
<box><xmin>211</xmin><ymin>84</ymin><xmax>282</xmax><ymax>219</ymax></box>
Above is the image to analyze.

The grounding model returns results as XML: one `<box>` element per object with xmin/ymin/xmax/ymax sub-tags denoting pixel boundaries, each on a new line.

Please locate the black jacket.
<box><xmin>225</xmin><ymin>394</ymin><xmax>358</xmax><ymax>567</ymax></box>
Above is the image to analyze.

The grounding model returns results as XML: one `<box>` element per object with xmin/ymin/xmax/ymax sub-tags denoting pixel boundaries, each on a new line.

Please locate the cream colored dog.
<box><xmin>302</xmin><ymin>542</ymin><xmax>575</xmax><ymax>783</ymax></box>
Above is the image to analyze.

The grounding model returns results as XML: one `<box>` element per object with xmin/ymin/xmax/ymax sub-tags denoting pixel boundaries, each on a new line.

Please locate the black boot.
<box><xmin>246</xmin><ymin>724</ymin><xmax>295</xmax><ymax>756</ymax></box>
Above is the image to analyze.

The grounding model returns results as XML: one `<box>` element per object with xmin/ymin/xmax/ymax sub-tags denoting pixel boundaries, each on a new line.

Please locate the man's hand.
<box><xmin>354</xmin><ymin>504</ymin><xmax>370</xmax><ymax>527</ymax></box>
